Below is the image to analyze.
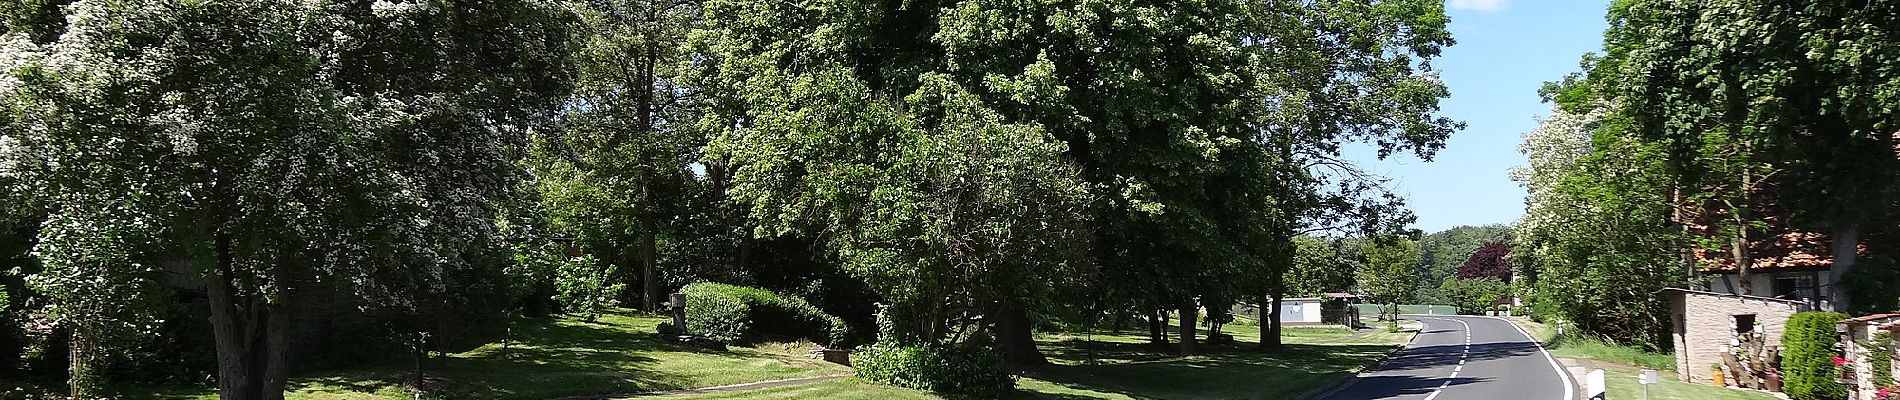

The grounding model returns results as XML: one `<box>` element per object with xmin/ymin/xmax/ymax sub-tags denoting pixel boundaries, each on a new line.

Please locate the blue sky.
<box><xmin>1342</xmin><ymin>0</ymin><xmax>1612</xmax><ymax>233</ymax></box>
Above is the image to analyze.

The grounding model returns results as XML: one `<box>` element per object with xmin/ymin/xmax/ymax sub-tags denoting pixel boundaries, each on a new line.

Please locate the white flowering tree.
<box><xmin>0</xmin><ymin>1</ymin><xmax>575</xmax><ymax>398</ymax></box>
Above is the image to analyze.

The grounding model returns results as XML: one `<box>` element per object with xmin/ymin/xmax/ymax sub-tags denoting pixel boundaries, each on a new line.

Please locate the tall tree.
<box><xmin>1601</xmin><ymin>0</ymin><xmax>1900</xmax><ymax>311</ymax></box>
<box><xmin>533</xmin><ymin>0</ymin><xmax>699</xmax><ymax>311</ymax></box>
<box><xmin>0</xmin><ymin>1</ymin><xmax>576</xmax><ymax>398</ymax></box>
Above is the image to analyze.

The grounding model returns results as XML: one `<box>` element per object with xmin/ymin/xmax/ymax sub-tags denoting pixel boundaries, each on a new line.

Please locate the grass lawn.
<box><xmin>130</xmin><ymin>309</ymin><xmax>847</xmax><ymax>399</ymax></box>
<box><xmin>662</xmin><ymin>322</ymin><xmax>1419</xmax><ymax>400</ymax></box>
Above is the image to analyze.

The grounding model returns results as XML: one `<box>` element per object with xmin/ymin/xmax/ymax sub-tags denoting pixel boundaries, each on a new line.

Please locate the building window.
<box><xmin>1774</xmin><ymin>275</ymin><xmax>1817</xmax><ymax>301</ymax></box>
<box><xmin>1734</xmin><ymin>314</ymin><xmax>1756</xmax><ymax>334</ymax></box>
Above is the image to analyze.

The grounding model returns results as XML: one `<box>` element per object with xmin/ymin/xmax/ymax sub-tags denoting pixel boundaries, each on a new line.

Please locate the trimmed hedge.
<box><xmin>678</xmin><ymin>282</ymin><xmax>850</xmax><ymax>347</ymax></box>
<box><xmin>854</xmin><ymin>342</ymin><xmax>1014</xmax><ymax>398</ymax></box>
<box><xmin>1783</xmin><ymin>311</ymin><xmax>1847</xmax><ymax>400</ymax></box>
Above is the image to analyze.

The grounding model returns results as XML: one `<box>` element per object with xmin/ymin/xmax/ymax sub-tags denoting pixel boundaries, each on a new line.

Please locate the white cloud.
<box><xmin>1449</xmin><ymin>0</ymin><xmax>1509</xmax><ymax>12</ymax></box>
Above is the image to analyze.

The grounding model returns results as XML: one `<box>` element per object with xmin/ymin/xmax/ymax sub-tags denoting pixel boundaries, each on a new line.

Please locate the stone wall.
<box><xmin>1669</xmin><ymin>290</ymin><xmax>1803</xmax><ymax>383</ymax></box>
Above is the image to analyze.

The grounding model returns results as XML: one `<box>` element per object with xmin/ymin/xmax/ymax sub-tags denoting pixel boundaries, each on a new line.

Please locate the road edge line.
<box><xmin>1469</xmin><ymin>315</ymin><xmax>1577</xmax><ymax>400</ymax></box>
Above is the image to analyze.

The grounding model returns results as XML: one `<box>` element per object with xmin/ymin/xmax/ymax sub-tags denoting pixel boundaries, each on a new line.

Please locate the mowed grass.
<box><xmin>662</xmin><ymin>322</ymin><xmax>1418</xmax><ymax>400</ymax></box>
<box><xmin>134</xmin><ymin>309</ymin><xmax>846</xmax><ymax>399</ymax></box>
<box><xmin>1596</xmin><ymin>362</ymin><xmax>1776</xmax><ymax>400</ymax></box>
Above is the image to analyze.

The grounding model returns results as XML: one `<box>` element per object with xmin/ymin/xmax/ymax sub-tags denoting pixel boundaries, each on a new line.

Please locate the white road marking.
<box><xmin>1466</xmin><ymin>315</ymin><xmax>1578</xmax><ymax>400</ymax></box>
<box><xmin>1413</xmin><ymin>317</ymin><xmax>1475</xmax><ymax>400</ymax></box>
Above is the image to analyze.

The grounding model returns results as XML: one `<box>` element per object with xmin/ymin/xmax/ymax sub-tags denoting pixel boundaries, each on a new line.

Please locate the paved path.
<box><xmin>1317</xmin><ymin>315</ymin><xmax>1574</xmax><ymax>400</ymax></box>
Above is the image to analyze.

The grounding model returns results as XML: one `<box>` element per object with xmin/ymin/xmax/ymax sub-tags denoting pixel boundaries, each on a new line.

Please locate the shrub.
<box><xmin>1783</xmin><ymin>311</ymin><xmax>1848</xmax><ymax>400</ymax></box>
<box><xmin>678</xmin><ymin>282</ymin><xmax>849</xmax><ymax>346</ymax></box>
<box><xmin>1870</xmin><ymin>331</ymin><xmax>1895</xmax><ymax>389</ymax></box>
<box><xmin>553</xmin><ymin>255</ymin><xmax>623</xmax><ymax>322</ymax></box>
<box><xmin>854</xmin><ymin>342</ymin><xmax>1013</xmax><ymax>397</ymax></box>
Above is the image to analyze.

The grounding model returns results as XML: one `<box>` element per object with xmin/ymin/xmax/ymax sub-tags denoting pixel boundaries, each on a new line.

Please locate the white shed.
<box><xmin>1279</xmin><ymin>297</ymin><xmax>1325</xmax><ymax>324</ymax></box>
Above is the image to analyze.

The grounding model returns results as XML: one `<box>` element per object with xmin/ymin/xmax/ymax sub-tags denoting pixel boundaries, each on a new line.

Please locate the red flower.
<box><xmin>1832</xmin><ymin>356</ymin><xmax>1849</xmax><ymax>366</ymax></box>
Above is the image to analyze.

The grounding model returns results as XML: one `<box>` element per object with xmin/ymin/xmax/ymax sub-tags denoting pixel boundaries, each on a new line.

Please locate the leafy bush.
<box><xmin>1438</xmin><ymin>277</ymin><xmax>1507</xmax><ymax>316</ymax></box>
<box><xmin>554</xmin><ymin>255</ymin><xmax>623</xmax><ymax>322</ymax></box>
<box><xmin>854</xmin><ymin>342</ymin><xmax>1014</xmax><ymax>397</ymax></box>
<box><xmin>1783</xmin><ymin>311</ymin><xmax>1848</xmax><ymax>400</ymax></box>
<box><xmin>678</xmin><ymin>282</ymin><xmax>849</xmax><ymax>346</ymax></box>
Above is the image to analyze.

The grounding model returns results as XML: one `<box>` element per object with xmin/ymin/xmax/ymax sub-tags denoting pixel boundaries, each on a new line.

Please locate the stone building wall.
<box><xmin>1668</xmin><ymin>289</ymin><xmax>1804</xmax><ymax>383</ymax></box>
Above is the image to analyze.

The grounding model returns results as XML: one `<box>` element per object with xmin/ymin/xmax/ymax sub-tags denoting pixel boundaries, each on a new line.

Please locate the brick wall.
<box><xmin>1669</xmin><ymin>290</ymin><xmax>1803</xmax><ymax>383</ymax></box>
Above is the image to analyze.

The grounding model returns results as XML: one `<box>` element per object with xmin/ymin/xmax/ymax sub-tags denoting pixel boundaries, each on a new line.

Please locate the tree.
<box><xmin>0</xmin><ymin>1</ymin><xmax>577</xmax><ymax>398</ymax></box>
<box><xmin>690</xmin><ymin>0</ymin><xmax>1457</xmax><ymax>359</ymax></box>
<box><xmin>1358</xmin><ymin>238</ymin><xmax>1421</xmax><ymax>329</ymax></box>
<box><xmin>531</xmin><ymin>0</ymin><xmax>701</xmax><ymax>311</ymax></box>
<box><xmin>1415</xmin><ymin>225</ymin><xmax>1511</xmax><ymax>302</ymax></box>
<box><xmin>1600</xmin><ymin>0</ymin><xmax>1900</xmax><ymax>311</ymax></box>
<box><xmin>1286</xmin><ymin>236</ymin><xmax>1354</xmax><ymax>297</ymax></box>
<box><xmin>1457</xmin><ymin>241</ymin><xmax>1512</xmax><ymax>281</ymax></box>
<box><xmin>1510</xmin><ymin>98</ymin><xmax>1686</xmax><ymax>346</ymax></box>
<box><xmin>1438</xmin><ymin>277</ymin><xmax>1506</xmax><ymax>315</ymax></box>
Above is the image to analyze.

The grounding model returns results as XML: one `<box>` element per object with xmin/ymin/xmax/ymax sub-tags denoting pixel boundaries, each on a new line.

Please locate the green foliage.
<box><xmin>1286</xmin><ymin>236</ymin><xmax>1353</xmax><ymax>297</ymax></box>
<box><xmin>1416</xmin><ymin>225</ymin><xmax>1511</xmax><ymax>302</ymax></box>
<box><xmin>1437</xmin><ymin>278</ymin><xmax>1507</xmax><ymax>316</ymax></box>
<box><xmin>1547</xmin><ymin>333</ymin><xmax>1677</xmax><ymax>372</ymax></box>
<box><xmin>854</xmin><ymin>342</ymin><xmax>1013</xmax><ymax>398</ymax></box>
<box><xmin>678</xmin><ymin>283</ymin><xmax>849</xmax><ymax>347</ymax></box>
<box><xmin>554</xmin><ymin>255</ymin><xmax>623</xmax><ymax>322</ymax></box>
<box><xmin>1845</xmin><ymin>256</ymin><xmax>1900</xmax><ymax>315</ymax></box>
<box><xmin>1358</xmin><ymin>238</ymin><xmax>1422</xmax><ymax>317</ymax></box>
<box><xmin>1782</xmin><ymin>312</ymin><xmax>1848</xmax><ymax>400</ymax></box>
<box><xmin>1512</xmin><ymin>101</ymin><xmax>1685</xmax><ymax>348</ymax></box>
<box><xmin>1868</xmin><ymin>331</ymin><xmax>1894</xmax><ymax>390</ymax></box>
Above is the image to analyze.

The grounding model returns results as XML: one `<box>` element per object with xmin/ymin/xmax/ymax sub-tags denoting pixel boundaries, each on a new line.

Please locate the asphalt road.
<box><xmin>1317</xmin><ymin>315</ymin><xmax>1574</xmax><ymax>400</ymax></box>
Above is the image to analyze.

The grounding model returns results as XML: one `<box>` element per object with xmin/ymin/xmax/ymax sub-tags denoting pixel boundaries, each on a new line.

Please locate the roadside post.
<box><xmin>1586</xmin><ymin>369</ymin><xmax>1606</xmax><ymax>400</ymax></box>
<box><xmin>1637</xmin><ymin>369</ymin><xmax>1659</xmax><ymax>400</ymax></box>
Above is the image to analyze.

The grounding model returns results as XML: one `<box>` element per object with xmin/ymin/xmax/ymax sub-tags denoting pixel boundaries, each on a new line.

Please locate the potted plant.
<box><xmin>1712</xmin><ymin>363</ymin><xmax>1726</xmax><ymax>387</ymax></box>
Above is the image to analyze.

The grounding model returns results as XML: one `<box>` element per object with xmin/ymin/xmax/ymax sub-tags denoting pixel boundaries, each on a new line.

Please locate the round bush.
<box><xmin>1783</xmin><ymin>311</ymin><xmax>1847</xmax><ymax>400</ymax></box>
<box><xmin>854</xmin><ymin>342</ymin><xmax>1014</xmax><ymax>397</ymax></box>
<box><xmin>678</xmin><ymin>282</ymin><xmax>850</xmax><ymax>346</ymax></box>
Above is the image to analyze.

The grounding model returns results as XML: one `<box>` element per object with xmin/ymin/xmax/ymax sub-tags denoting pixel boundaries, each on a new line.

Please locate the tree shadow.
<box><xmin>1013</xmin><ymin>343</ymin><xmax>1405</xmax><ymax>399</ymax></box>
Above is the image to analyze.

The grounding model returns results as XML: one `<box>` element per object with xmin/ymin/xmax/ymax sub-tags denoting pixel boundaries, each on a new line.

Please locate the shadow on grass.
<box><xmin>1014</xmin><ymin>342</ymin><xmax>1401</xmax><ymax>400</ymax></box>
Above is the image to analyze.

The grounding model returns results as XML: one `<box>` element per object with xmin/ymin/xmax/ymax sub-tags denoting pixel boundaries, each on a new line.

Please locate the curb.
<box><xmin>1295</xmin><ymin>319</ymin><xmax>1424</xmax><ymax>400</ymax></box>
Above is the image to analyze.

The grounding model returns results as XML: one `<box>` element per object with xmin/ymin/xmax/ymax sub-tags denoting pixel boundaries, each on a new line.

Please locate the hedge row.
<box><xmin>678</xmin><ymin>282</ymin><xmax>850</xmax><ymax>347</ymax></box>
<box><xmin>1783</xmin><ymin>311</ymin><xmax>1847</xmax><ymax>400</ymax></box>
<box><xmin>854</xmin><ymin>342</ymin><xmax>1014</xmax><ymax>398</ymax></box>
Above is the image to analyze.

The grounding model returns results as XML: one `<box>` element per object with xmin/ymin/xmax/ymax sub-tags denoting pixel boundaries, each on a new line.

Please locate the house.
<box><xmin>1662</xmin><ymin>288</ymin><xmax>1806</xmax><ymax>385</ymax></box>
<box><xmin>1841</xmin><ymin>314</ymin><xmax>1900</xmax><ymax>400</ymax></box>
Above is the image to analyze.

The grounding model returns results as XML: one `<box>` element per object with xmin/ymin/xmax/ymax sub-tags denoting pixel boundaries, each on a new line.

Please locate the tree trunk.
<box><xmin>1731</xmin><ymin>233</ymin><xmax>1752</xmax><ymax>296</ymax></box>
<box><xmin>1147</xmin><ymin>309</ymin><xmax>1167</xmax><ymax>346</ymax></box>
<box><xmin>68</xmin><ymin>326</ymin><xmax>102</xmax><ymax>398</ymax></box>
<box><xmin>1829</xmin><ymin>223</ymin><xmax>1859</xmax><ymax>312</ymax></box>
<box><xmin>640</xmin><ymin>215</ymin><xmax>659</xmax><ymax>311</ymax></box>
<box><xmin>1177</xmin><ymin>301</ymin><xmax>1197</xmax><ymax>355</ymax></box>
<box><xmin>1265</xmin><ymin>293</ymin><xmax>1284</xmax><ymax>348</ymax></box>
<box><xmin>206</xmin><ymin>235</ymin><xmax>290</xmax><ymax>400</ymax></box>
<box><xmin>995</xmin><ymin>302</ymin><xmax>1047</xmax><ymax>365</ymax></box>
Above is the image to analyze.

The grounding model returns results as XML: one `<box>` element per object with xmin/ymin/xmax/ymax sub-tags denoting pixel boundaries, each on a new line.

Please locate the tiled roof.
<box><xmin>1841</xmin><ymin>313</ymin><xmax>1900</xmax><ymax>325</ymax></box>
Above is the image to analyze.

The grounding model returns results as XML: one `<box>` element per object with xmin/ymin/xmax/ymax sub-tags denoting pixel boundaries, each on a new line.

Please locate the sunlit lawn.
<box><xmin>132</xmin><ymin>310</ymin><xmax>846</xmax><ymax>399</ymax></box>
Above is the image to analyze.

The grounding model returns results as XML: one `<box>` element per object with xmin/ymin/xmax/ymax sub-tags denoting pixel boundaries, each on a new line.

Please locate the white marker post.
<box><xmin>1637</xmin><ymin>369</ymin><xmax>1659</xmax><ymax>400</ymax></box>
<box><xmin>1586</xmin><ymin>369</ymin><xmax>1606</xmax><ymax>400</ymax></box>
